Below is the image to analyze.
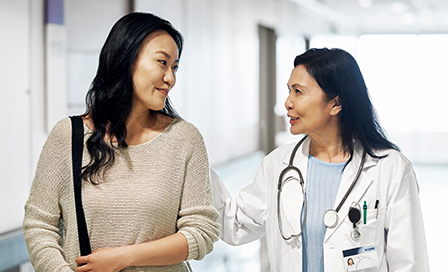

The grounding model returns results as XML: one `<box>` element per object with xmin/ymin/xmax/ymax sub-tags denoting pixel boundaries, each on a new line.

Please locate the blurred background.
<box><xmin>0</xmin><ymin>0</ymin><xmax>447</xmax><ymax>271</ymax></box>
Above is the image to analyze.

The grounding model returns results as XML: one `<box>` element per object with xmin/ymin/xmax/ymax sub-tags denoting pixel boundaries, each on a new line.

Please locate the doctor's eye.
<box><xmin>158</xmin><ymin>60</ymin><xmax>167</xmax><ymax>66</ymax></box>
<box><xmin>172</xmin><ymin>65</ymin><xmax>179</xmax><ymax>73</ymax></box>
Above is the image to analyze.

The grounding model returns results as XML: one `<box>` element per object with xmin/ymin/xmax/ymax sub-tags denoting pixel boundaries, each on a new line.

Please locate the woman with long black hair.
<box><xmin>212</xmin><ymin>48</ymin><xmax>429</xmax><ymax>272</ymax></box>
<box><xmin>24</xmin><ymin>12</ymin><xmax>219</xmax><ymax>272</ymax></box>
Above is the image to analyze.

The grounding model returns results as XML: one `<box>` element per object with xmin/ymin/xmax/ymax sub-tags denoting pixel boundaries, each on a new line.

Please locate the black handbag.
<box><xmin>70</xmin><ymin>116</ymin><xmax>92</xmax><ymax>256</ymax></box>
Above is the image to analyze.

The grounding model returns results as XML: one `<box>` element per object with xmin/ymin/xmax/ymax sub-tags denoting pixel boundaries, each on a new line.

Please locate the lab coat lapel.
<box><xmin>281</xmin><ymin>136</ymin><xmax>310</xmax><ymax>169</ymax></box>
<box><xmin>324</xmin><ymin>145</ymin><xmax>376</xmax><ymax>241</ymax></box>
<box><xmin>281</xmin><ymin>136</ymin><xmax>310</xmax><ymax>190</ymax></box>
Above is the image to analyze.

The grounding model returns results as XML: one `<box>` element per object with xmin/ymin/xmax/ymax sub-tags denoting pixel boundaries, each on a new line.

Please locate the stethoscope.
<box><xmin>277</xmin><ymin>135</ymin><xmax>367</xmax><ymax>241</ymax></box>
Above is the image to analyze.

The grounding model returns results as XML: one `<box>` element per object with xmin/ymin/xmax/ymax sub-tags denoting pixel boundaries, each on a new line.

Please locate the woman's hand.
<box><xmin>75</xmin><ymin>233</ymin><xmax>188</xmax><ymax>270</ymax></box>
<box><xmin>75</xmin><ymin>247</ymin><xmax>129</xmax><ymax>272</ymax></box>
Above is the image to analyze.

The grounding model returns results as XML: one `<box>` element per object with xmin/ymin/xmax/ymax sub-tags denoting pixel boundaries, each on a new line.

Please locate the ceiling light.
<box><xmin>358</xmin><ymin>0</ymin><xmax>372</xmax><ymax>8</ymax></box>
<box><xmin>390</xmin><ymin>2</ymin><xmax>410</xmax><ymax>14</ymax></box>
<box><xmin>401</xmin><ymin>12</ymin><xmax>416</xmax><ymax>24</ymax></box>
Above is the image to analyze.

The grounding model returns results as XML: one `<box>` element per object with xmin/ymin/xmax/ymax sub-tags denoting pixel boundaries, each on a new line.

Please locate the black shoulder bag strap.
<box><xmin>70</xmin><ymin>116</ymin><xmax>92</xmax><ymax>256</ymax></box>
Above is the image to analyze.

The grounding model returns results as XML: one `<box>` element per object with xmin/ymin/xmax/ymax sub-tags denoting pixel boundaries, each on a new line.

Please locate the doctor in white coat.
<box><xmin>212</xmin><ymin>48</ymin><xmax>429</xmax><ymax>272</ymax></box>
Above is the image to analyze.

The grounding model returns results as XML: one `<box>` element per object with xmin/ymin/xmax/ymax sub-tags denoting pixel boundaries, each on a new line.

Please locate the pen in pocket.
<box><xmin>363</xmin><ymin>201</ymin><xmax>367</xmax><ymax>224</ymax></box>
<box><xmin>374</xmin><ymin>199</ymin><xmax>379</xmax><ymax>219</ymax></box>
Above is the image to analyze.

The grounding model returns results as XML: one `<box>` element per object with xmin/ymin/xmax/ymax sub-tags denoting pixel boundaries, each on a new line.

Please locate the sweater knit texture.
<box><xmin>23</xmin><ymin>117</ymin><xmax>220</xmax><ymax>272</ymax></box>
<box><xmin>302</xmin><ymin>155</ymin><xmax>346</xmax><ymax>272</ymax></box>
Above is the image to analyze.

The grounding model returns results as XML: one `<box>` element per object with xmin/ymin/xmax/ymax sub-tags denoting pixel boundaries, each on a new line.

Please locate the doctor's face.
<box><xmin>285</xmin><ymin>65</ymin><xmax>340</xmax><ymax>136</ymax></box>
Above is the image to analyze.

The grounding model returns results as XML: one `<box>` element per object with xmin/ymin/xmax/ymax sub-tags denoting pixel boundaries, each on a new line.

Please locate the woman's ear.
<box><xmin>330</xmin><ymin>96</ymin><xmax>342</xmax><ymax>116</ymax></box>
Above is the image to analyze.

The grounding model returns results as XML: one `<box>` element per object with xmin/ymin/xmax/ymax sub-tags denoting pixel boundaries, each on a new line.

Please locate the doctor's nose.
<box><xmin>285</xmin><ymin>95</ymin><xmax>294</xmax><ymax>110</ymax></box>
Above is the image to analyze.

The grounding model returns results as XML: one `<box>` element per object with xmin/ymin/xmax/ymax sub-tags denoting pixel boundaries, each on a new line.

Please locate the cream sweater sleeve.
<box><xmin>176</xmin><ymin>126</ymin><xmax>220</xmax><ymax>261</ymax></box>
<box><xmin>23</xmin><ymin>118</ymin><xmax>74</xmax><ymax>272</ymax></box>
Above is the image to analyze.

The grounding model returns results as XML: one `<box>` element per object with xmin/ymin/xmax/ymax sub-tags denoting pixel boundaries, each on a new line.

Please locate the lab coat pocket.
<box><xmin>358</xmin><ymin>209</ymin><xmax>379</xmax><ymax>245</ymax></box>
<box><xmin>343</xmin><ymin>205</ymin><xmax>383</xmax><ymax>246</ymax></box>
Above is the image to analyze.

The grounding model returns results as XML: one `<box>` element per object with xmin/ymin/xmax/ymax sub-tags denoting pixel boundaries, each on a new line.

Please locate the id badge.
<box><xmin>342</xmin><ymin>245</ymin><xmax>379</xmax><ymax>271</ymax></box>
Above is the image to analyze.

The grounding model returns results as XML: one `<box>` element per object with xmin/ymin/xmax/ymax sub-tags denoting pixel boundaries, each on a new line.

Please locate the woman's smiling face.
<box><xmin>131</xmin><ymin>30</ymin><xmax>179</xmax><ymax>113</ymax></box>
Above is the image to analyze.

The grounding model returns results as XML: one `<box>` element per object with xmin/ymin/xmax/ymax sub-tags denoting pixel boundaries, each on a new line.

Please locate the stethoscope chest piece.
<box><xmin>277</xmin><ymin>136</ymin><xmax>367</xmax><ymax>243</ymax></box>
<box><xmin>323</xmin><ymin>209</ymin><xmax>338</xmax><ymax>228</ymax></box>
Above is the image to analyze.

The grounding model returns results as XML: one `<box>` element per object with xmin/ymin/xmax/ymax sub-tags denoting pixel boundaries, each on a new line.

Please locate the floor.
<box><xmin>190</xmin><ymin>154</ymin><xmax>448</xmax><ymax>272</ymax></box>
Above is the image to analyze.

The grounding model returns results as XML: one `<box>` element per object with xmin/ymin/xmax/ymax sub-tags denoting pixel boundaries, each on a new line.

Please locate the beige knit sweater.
<box><xmin>23</xmin><ymin>117</ymin><xmax>219</xmax><ymax>272</ymax></box>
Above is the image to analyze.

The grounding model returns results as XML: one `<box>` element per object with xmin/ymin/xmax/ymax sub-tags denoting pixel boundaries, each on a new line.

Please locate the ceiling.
<box><xmin>291</xmin><ymin>0</ymin><xmax>448</xmax><ymax>34</ymax></box>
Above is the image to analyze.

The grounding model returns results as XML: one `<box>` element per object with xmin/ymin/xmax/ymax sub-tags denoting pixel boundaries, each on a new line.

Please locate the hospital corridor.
<box><xmin>1</xmin><ymin>0</ymin><xmax>448</xmax><ymax>271</ymax></box>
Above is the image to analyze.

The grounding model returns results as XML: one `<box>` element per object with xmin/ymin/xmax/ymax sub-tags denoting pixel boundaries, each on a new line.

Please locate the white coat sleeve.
<box><xmin>210</xmin><ymin>161</ymin><xmax>270</xmax><ymax>246</ymax></box>
<box><xmin>385</xmin><ymin>158</ymin><xmax>430</xmax><ymax>272</ymax></box>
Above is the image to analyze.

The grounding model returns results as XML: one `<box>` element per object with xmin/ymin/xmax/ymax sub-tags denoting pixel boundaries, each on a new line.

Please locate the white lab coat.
<box><xmin>212</xmin><ymin>137</ymin><xmax>429</xmax><ymax>272</ymax></box>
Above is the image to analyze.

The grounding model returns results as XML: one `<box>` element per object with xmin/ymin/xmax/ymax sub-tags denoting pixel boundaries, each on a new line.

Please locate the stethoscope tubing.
<box><xmin>334</xmin><ymin>151</ymin><xmax>366</xmax><ymax>213</ymax></box>
<box><xmin>277</xmin><ymin>135</ymin><xmax>367</xmax><ymax>239</ymax></box>
<box><xmin>277</xmin><ymin>136</ymin><xmax>308</xmax><ymax>240</ymax></box>
<box><xmin>277</xmin><ymin>174</ymin><xmax>306</xmax><ymax>240</ymax></box>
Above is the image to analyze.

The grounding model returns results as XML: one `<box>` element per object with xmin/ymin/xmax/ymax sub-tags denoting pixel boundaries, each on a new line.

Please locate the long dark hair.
<box><xmin>82</xmin><ymin>12</ymin><xmax>183</xmax><ymax>183</ymax></box>
<box><xmin>293</xmin><ymin>48</ymin><xmax>398</xmax><ymax>158</ymax></box>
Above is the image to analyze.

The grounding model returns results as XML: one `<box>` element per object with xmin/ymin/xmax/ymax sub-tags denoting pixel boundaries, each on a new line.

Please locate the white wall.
<box><xmin>0</xmin><ymin>0</ymin><xmax>32</xmax><ymax>234</ymax></box>
<box><xmin>66</xmin><ymin>0</ymin><xmax>128</xmax><ymax>114</ymax></box>
<box><xmin>30</xmin><ymin>0</ymin><xmax>47</xmax><ymax>169</ymax></box>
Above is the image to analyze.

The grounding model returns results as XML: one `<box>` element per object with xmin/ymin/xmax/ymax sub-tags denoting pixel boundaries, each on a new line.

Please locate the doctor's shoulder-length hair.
<box><xmin>293</xmin><ymin>48</ymin><xmax>399</xmax><ymax>158</ymax></box>
<box><xmin>81</xmin><ymin>12</ymin><xmax>184</xmax><ymax>184</ymax></box>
